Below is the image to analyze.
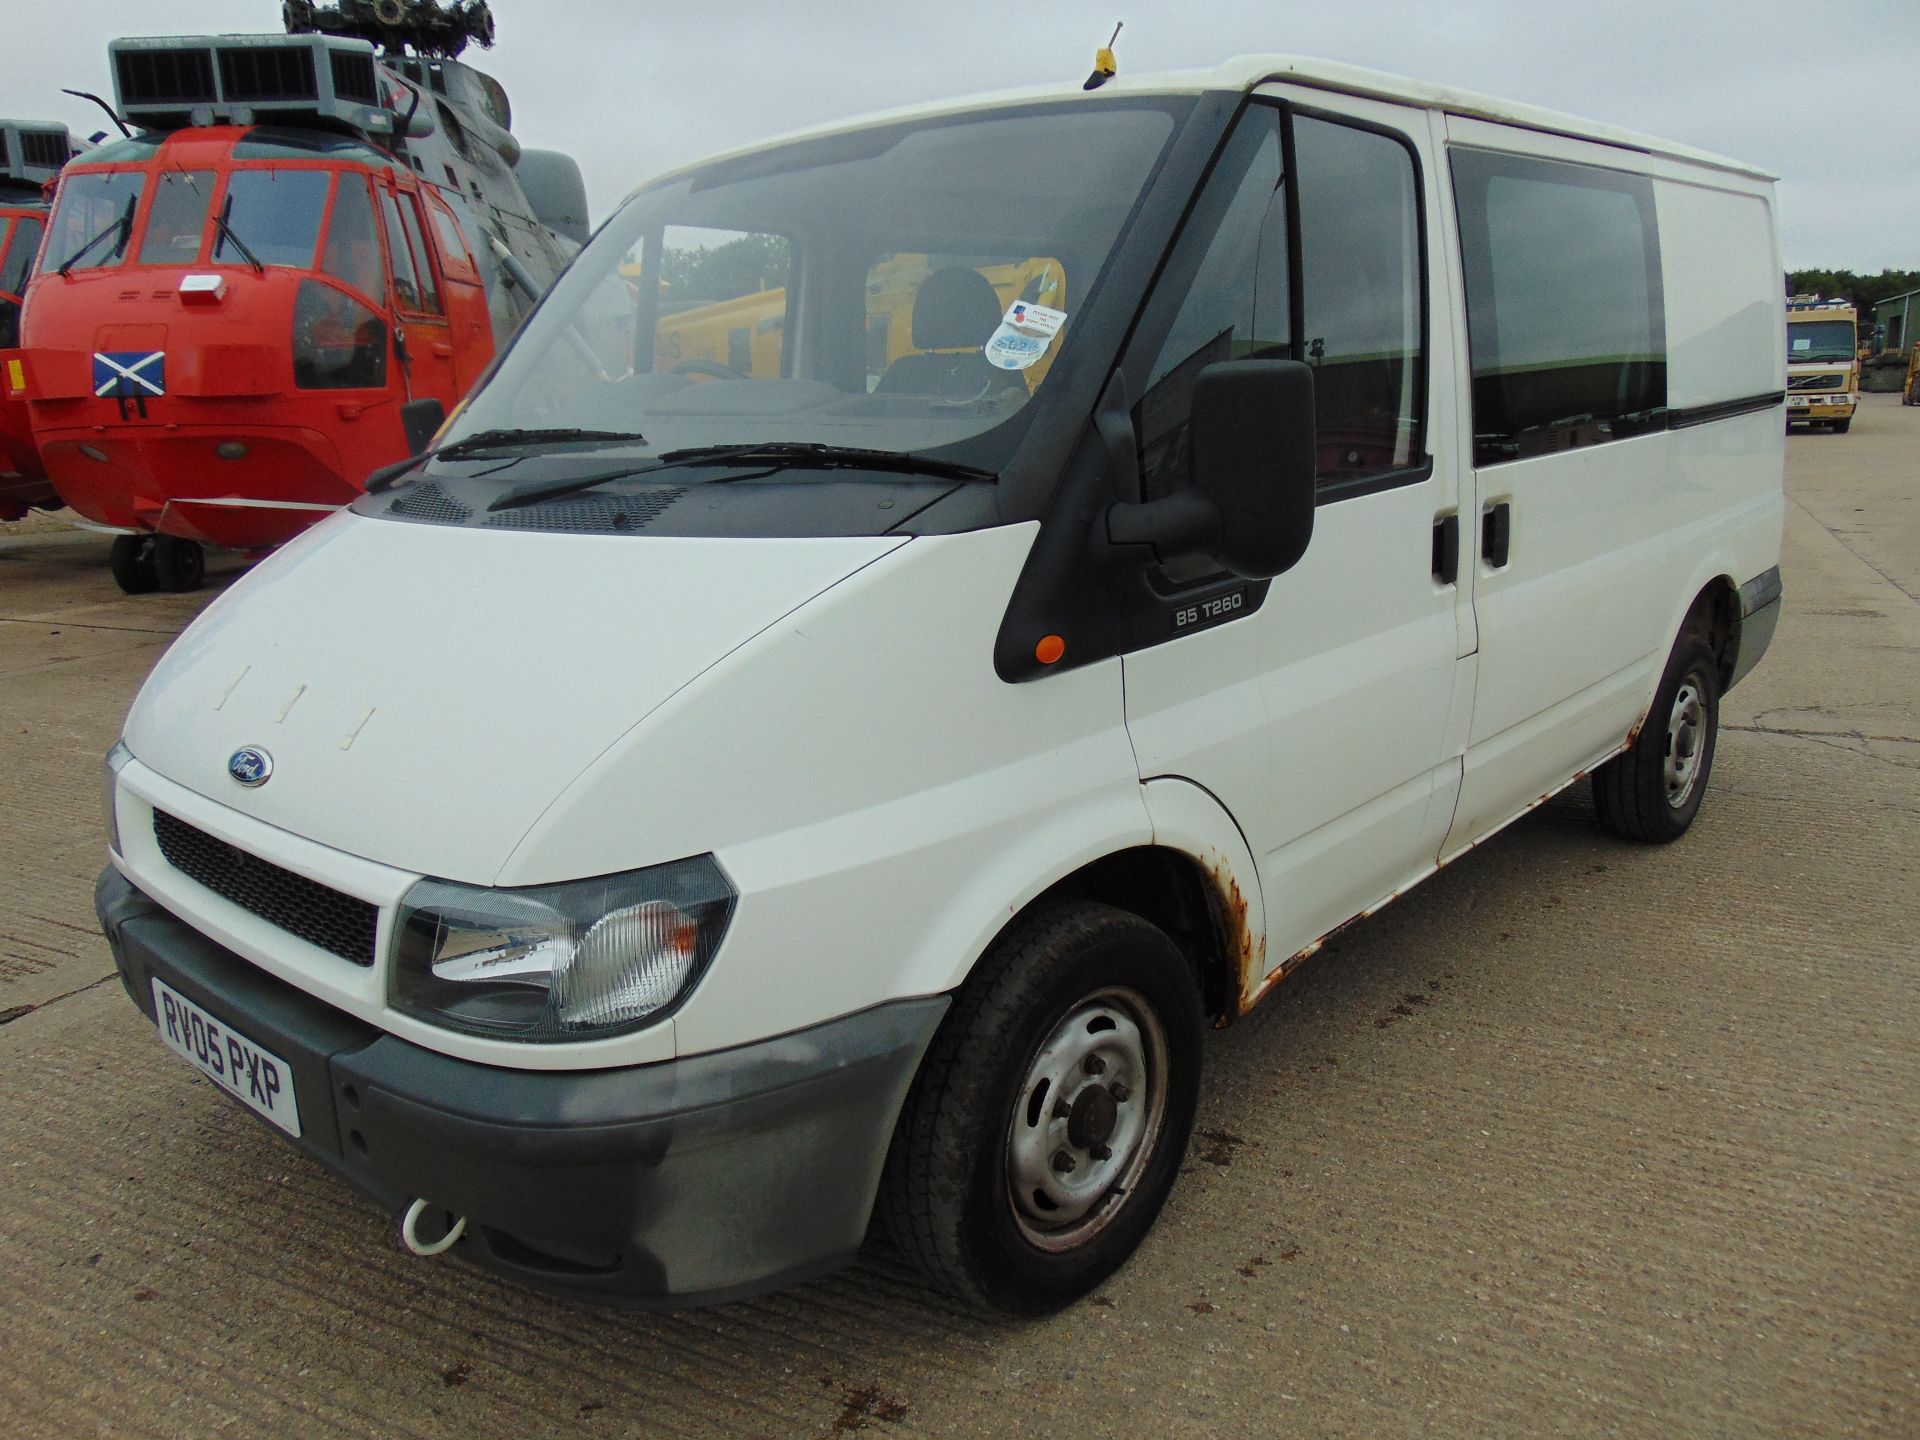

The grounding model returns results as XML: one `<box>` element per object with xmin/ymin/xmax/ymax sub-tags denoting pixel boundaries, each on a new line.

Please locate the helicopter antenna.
<box><xmin>62</xmin><ymin>88</ymin><xmax>133</xmax><ymax>138</ymax></box>
<box><xmin>282</xmin><ymin>0</ymin><xmax>496</xmax><ymax>59</ymax></box>
<box><xmin>1084</xmin><ymin>21</ymin><xmax>1123</xmax><ymax>91</ymax></box>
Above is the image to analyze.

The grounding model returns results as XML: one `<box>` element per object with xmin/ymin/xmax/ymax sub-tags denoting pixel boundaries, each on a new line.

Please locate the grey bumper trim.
<box><xmin>96</xmin><ymin>866</ymin><xmax>948</xmax><ymax>1307</ymax></box>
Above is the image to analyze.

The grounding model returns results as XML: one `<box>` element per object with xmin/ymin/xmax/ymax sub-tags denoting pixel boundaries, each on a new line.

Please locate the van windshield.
<box><xmin>442</xmin><ymin>100</ymin><xmax>1183</xmax><ymax>471</ymax></box>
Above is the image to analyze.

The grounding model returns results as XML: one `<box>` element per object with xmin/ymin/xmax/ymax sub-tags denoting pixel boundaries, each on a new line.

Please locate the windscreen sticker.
<box><xmin>984</xmin><ymin>301</ymin><xmax>1068</xmax><ymax>371</ymax></box>
<box><xmin>1791</xmin><ymin>337</ymin><xmax>1811</xmax><ymax>351</ymax></box>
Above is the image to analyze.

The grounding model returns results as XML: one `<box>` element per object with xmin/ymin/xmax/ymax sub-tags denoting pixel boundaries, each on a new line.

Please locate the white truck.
<box><xmin>99</xmin><ymin>55</ymin><xmax>1786</xmax><ymax>1313</ymax></box>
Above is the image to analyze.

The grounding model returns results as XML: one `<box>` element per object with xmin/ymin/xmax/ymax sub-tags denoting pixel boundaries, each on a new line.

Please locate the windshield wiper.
<box><xmin>56</xmin><ymin>194</ymin><xmax>136</xmax><ymax>276</ymax></box>
<box><xmin>434</xmin><ymin>427</ymin><xmax>648</xmax><ymax>462</ymax></box>
<box><xmin>485</xmin><ymin>441</ymin><xmax>994</xmax><ymax>513</ymax></box>
<box><xmin>211</xmin><ymin>194</ymin><xmax>264</xmax><ymax>275</ymax></box>
<box><xmin>659</xmin><ymin>442</ymin><xmax>996</xmax><ymax>483</ymax></box>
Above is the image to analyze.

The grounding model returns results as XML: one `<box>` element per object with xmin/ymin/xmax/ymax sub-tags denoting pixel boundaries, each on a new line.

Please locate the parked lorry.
<box><xmin>1784</xmin><ymin>296</ymin><xmax>1859</xmax><ymax>431</ymax></box>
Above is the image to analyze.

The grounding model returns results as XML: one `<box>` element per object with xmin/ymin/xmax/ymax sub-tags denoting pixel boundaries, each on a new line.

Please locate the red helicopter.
<box><xmin>18</xmin><ymin>0</ymin><xmax>584</xmax><ymax>591</ymax></box>
<box><xmin>0</xmin><ymin>120</ymin><xmax>72</xmax><ymax>523</ymax></box>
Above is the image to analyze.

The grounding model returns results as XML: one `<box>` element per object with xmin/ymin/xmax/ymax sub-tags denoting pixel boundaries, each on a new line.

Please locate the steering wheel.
<box><xmin>671</xmin><ymin>358</ymin><xmax>750</xmax><ymax>381</ymax></box>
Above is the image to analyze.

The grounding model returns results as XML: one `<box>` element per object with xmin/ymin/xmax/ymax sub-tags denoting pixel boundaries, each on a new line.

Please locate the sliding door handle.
<box><xmin>1432</xmin><ymin>514</ymin><xmax>1459</xmax><ymax>585</ymax></box>
<box><xmin>1482</xmin><ymin>501</ymin><xmax>1512</xmax><ymax>568</ymax></box>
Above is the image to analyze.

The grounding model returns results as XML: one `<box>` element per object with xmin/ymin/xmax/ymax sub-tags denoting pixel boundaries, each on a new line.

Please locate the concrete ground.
<box><xmin>0</xmin><ymin>399</ymin><xmax>1914</xmax><ymax>1438</ymax></box>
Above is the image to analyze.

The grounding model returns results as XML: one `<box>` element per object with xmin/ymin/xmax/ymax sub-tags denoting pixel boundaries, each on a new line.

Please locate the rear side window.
<box><xmin>1451</xmin><ymin>150</ymin><xmax>1666</xmax><ymax>465</ymax></box>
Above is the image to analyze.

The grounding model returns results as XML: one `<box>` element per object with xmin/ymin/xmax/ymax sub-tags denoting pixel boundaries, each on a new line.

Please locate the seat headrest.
<box><xmin>911</xmin><ymin>267</ymin><xmax>1003</xmax><ymax>351</ymax></box>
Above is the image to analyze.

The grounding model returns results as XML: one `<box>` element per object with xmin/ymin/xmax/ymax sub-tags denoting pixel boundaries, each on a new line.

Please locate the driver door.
<box><xmin>1120</xmin><ymin>93</ymin><xmax>1472</xmax><ymax>977</ymax></box>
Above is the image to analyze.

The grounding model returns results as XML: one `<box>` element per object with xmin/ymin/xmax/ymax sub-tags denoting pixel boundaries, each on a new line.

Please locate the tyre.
<box><xmin>1831</xmin><ymin>417</ymin><xmax>1851</xmax><ymax>434</ymax></box>
<box><xmin>880</xmin><ymin>901</ymin><xmax>1205</xmax><ymax>1314</ymax></box>
<box><xmin>109</xmin><ymin>535</ymin><xmax>158</xmax><ymax>595</ymax></box>
<box><xmin>1593</xmin><ymin>636</ymin><xmax>1720</xmax><ymax>843</ymax></box>
<box><xmin>151</xmin><ymin>536</ymin><xmax>205</xmax><ymax>593</ymax></box>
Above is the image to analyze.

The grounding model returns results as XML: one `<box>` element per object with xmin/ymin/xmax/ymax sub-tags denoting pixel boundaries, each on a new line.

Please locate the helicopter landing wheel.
<box><xmin>109</xmin><ymin>535</ymin><xmax>159</xmax><ymax>595</ymax></box>
<box><xmin>151</xmin><ymin>536</ymin><xmax>206</xmax><ymax>593</ymax></box>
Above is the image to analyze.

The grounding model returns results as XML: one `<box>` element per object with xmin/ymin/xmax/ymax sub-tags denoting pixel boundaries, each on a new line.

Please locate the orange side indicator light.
<box><xmin>1035</xmin><ymin>634</ymin><xmax>1066</xmax><ymax>665</ymax></box>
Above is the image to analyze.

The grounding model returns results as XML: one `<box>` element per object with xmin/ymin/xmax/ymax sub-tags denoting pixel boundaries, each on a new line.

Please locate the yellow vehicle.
<box><xmin>1905</xmin><ymin>344</ymin><xmax>1920</xmax><ymax>406</ymax></box>
<box><xmin>645</xmin><ymin>247</ymin><xmax>1068</xmax><ymax>390</ymax></box>
<box><xmin>1784</xmin><ymin>296</ymin><xmax>1859</xmax><ymax>432</ymax></box>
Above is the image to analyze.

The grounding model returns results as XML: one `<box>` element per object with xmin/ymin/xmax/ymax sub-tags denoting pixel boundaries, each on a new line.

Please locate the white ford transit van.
<box><xmin>98</xmin><ymin>56</ymin><xmax>1786</xmax><ymax>1313</ymax></box>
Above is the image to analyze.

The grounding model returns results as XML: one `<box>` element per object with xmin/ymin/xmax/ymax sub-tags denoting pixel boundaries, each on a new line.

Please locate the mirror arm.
<box><xmin>1105</xmin><ymin>488</ymin><xmax>1221</xmax><ymax>559</ymax></box>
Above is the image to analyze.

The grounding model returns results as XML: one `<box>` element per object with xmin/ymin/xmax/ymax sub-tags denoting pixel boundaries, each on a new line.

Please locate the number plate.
<box><xmin>151</xmin><ymin>978</ymin><xmax>301</xmax><ymax>1137</ymax></box>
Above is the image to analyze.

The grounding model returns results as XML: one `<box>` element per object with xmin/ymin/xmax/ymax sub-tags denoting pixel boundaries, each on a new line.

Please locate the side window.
<box><xmin>377</xmin><ymin>187</ymin><xmax>425</xmax><ymax>312</ymax></box>
<box><xmin>1134</xmin><ymin>106</ymin><xmax>1289</xmax><ymax>508</ymax></box>
<box><xmin>426</xmin><ymin>199</ymin><xmax>477</xmax><ymax>281</ymax></box>
<box><xmin>1295</xmin><ymin>115</ymin><xmax>1425</xmax><ymax>476</ymax></box>
<box><xmin>321</xmin><ymin>173</ymin><xmax>384</xmax><ymax>302</ymax></box>
<box><xmin>1135</xmin><ymin>105</ymin><xmax>1427</xmax><ymax>514</ymax></box>
<box><xmin>1451</xmin><ymin>149</ymin><xmax>1665</xmax><ymax>464</ymax></box>
<box><xmin>396</xmin><ymin>195</ymin><xmax>443</xmax><ymax>314</ymax></box>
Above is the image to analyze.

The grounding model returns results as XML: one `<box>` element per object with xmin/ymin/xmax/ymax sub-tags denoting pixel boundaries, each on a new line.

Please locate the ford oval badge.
<box><xmin>228</xmin><ymin>746</ymin><xmax>273</xmax><ymax>788</ymax></box>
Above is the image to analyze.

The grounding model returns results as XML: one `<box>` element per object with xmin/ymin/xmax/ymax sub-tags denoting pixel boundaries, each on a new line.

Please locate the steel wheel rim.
<box><xmin>1005</xmin><ymin>986</ymin><xmax>1168</xmax><ymax>1253</ymax></box>
<box><xmin>1665</xmin><ymin>677</ymin><xmax>1706</xmax><ymax>807</ymax></box>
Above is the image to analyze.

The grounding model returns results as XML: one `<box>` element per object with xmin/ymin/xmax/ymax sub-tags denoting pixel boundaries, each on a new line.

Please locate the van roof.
<box><xmin>637</xmin><ymin>53</ymin><xmax>1775</xmax><ymax>196</ymax></box>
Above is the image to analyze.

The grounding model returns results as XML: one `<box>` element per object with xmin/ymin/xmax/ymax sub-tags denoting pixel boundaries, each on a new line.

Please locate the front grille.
<box><xmin>116</xmin><ymin>48</ymin><xmax>217</xmax><ymax>107</ymax></box>
<box><xmin>153</xmin><ymin>810</ymin><xmax>377</xmax><ymax>966</ymax></box>
<box><xmin>1788</xmin><ymin>374</ymin><xmax>1845</xmax><ymax>391</ymax></box>
<box><xmin>483</xmin><ymin>488</ymin><xmax>686</xmax><ymax>533</ymax></box>
<box><xmin>218</xmin><ymin>46</ymin><xmax>320</xmax><ymax>104</ymax></box>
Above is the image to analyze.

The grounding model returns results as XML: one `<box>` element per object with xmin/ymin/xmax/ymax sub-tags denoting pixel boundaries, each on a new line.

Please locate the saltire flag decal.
<box><xmin>93</xmin><ymin>350</ymin><xmax>166</xmax><ymax>399</ymax></box>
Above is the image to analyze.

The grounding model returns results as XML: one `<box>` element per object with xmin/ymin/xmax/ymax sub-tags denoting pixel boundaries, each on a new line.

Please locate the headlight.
<box><xmin>104</xmin><ymin>740</ymin><xmax>134</xmax><ymax>855</ymax></box>
<box><xmin>390</xmin><ymin>855</ymin><xmax>735</xmax><ymax>1041</ymax></box>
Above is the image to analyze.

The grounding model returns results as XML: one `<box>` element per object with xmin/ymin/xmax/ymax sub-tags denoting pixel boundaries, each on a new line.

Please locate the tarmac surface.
<box><xmin>0</xmin><ymin>398</ymin><xmax>1915</xmax><ymax>1438</ymax></box>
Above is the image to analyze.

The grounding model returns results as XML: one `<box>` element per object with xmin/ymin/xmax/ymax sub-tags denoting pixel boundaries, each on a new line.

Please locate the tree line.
<box><xmin>1785</xmin><ymin>268</ymin><xmax>1920</xmax><ymax>315</ymax></box>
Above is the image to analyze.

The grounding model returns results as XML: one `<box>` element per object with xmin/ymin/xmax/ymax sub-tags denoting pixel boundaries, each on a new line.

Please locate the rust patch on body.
<box><xmin>1207</xmin><ymin>855</ymin><xmax>1266</xmax><ymax>1021</ymax></box>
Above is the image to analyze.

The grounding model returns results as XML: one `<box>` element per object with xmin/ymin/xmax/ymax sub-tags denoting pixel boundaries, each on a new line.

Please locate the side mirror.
<box><xmin>400</xmin><ymin>397</ymin><xmax>447</xmax><ymax>456</ymax></box>
<box><xmin>1105</xmin><ymin>359</ymin><xmax>1316</xmax><ymax>580</ymax></box>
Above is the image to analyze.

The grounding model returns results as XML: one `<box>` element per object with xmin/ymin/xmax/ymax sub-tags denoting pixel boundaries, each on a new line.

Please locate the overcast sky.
<box><xmin>8</xmin><ymin>1</ymin><xmax>1916</xmax><ymax>272</ymax></box>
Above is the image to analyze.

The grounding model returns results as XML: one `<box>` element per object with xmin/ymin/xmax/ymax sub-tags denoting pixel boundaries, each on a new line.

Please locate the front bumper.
<box><xmin>98</xmin><ymin>867</ymin><xmax>947</xmax><ymax>1307</ymax></box>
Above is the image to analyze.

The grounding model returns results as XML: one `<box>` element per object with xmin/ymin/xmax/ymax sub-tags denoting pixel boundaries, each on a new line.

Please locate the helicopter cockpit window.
<box><xmin>138</xmin><ymin>171</ymin><xmax>216</xmax><ymax>265</ymax></box>
<box><xmin>1</xmin><ymin>217</ymin><xmax>43</xmax><ymax>297</ymax></box>
<box><xmin>44</xmin><ymin>170</ymin><xmax>147</xmax><ymax>272</ymax></box>
<box><xmin>395</xmin><ymin>195</ymin><xmax>443</xmax><ymax>314</ymax></box>
<box><xmin>215</xmin><ymin>169</ymin><xmax>331</xmax><ymax>268</ymax></box>
<box><xmin>378</xmin><ymin>188</ymin><xmax>438</xmax><ymax>314</ymax></box>
<box><xmin>321</xmin><ymin>173</ymin><xmax>384</xmax><ymax>301</ymax></box>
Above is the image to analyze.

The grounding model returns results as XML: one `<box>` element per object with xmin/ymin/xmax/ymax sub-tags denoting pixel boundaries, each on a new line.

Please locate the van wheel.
<box><xmin>1593</xmin><ymin>637</ymin><xmax>1720</xmax><ymax>843</ymax></box>
<box><xmin>109</xmin><ymin>535</ymin><xmax>158</xmax><ymax>595</ymax></box>
<box><xmin>151</xmin><ymin>537</ymin><xmax>206</xmax><ymax>593</ymax></box>
<box><xmin>880</xmin><ymin>901</ymin><xmax>1204</xmax><ymax>1314</ymax></box>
